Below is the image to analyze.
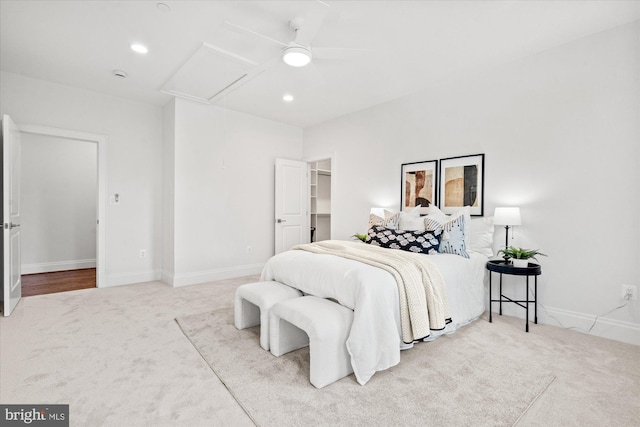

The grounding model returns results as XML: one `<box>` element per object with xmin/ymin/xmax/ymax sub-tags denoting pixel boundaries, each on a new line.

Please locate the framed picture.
<box><xmin>401</xmin><ymin>160</ymin><xmax>438</xmax><ymax>214</ymax></box>
<box><xmin>439</xmin><ymin>154</ymin><xmax>484</xmax><ymax>216</ymax></box>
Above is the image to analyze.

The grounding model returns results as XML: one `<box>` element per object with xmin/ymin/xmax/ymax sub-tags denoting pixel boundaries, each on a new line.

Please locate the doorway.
<box><xmin>20</xmin><ymin>133</ymin><xmax>97</xmax><ymax>295</ymax></box>
<box><xmin>19</xmin><ymin>123</ymin><xmax>107</xmax><ymax>289</ymax></box>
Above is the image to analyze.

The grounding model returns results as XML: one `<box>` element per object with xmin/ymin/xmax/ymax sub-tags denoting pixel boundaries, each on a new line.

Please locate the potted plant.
<box><xmin>497</xmin><ymin>246</ymin><xmax>547</xmax><ymax>268</ymax></box>
<box><xmin>352</xmin><ymin>233</ymin><xmax>367</xmax><ymax>242</ymax></box>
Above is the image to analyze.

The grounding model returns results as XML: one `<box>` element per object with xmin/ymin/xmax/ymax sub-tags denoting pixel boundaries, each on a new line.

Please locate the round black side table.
<box><xmin>486</xmin><ymin>260</ymin><xmax>542</xmax><ymax>332</ymax></box>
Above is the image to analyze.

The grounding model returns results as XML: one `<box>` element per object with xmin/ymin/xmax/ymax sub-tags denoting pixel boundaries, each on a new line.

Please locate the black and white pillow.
<box><xmin>366</xmin><ymin>226</ymin><xmax>442</xmax><ymax>255</ymax></box>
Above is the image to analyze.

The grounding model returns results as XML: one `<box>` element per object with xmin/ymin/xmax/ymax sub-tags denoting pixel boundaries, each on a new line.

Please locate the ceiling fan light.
<box><xmin>282</xmin><ymin>46</ymin><xmax>312</xmax><ymax>67</ymax></box>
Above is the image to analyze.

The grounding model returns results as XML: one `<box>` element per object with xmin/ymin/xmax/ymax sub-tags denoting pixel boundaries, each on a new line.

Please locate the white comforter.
<box><xmin>261</xmin><ymin>247</ymin><xmax>487</xmax><ymax>385</ymax></box>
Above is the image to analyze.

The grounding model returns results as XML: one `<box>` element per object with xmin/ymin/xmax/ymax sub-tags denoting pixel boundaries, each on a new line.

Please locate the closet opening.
<box><xmin>309</xmin><ymin>158</ymin><xmax>332</xmax><ymax>243</ymax></box>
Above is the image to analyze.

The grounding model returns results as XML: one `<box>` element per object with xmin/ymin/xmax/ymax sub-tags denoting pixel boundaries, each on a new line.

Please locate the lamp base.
<box><xmin>502</xmin><ymin>225</ymin><xmax>511</xmax><ymax>264</ymax></box>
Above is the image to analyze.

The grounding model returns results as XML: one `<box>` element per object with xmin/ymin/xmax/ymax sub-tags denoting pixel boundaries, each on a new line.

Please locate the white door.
<box><xmin>2</xmin><ymin>115</ymin><xmax>22</xmax><ymax>316</ymax></box>
<box><xmin>274</xmin><ymin>158</ymin><xmax>308</xmax><ymax>254</ymax></box>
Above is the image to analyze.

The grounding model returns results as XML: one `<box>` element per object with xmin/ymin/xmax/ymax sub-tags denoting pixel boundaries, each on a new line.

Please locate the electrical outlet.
<box><xmin>621</xmin><ymin>284</ymin><xmax>637</xmax><ymax>301</ymax></box>
<box><xmin>139</xmin><ymin>249</ymin><xmax>146</xmax><ymax>259</ymax></box>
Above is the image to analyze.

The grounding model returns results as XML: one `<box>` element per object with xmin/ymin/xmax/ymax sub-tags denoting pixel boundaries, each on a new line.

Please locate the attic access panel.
<box><xmin>161</xmin><ymin>42</ymin><xmax>264</xmax><ymax>104</ymax></box>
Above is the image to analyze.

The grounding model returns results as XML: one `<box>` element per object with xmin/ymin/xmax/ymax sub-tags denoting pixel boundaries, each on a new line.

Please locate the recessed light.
<box><xmin>131</xmin><ymin>43</ymin><xmax>148</xmax><ymax>54</ymax></box>
<box><xmin>283</xmin><ymin>94</ymin><xmax>294</xmax><ymax>102</ymax></box>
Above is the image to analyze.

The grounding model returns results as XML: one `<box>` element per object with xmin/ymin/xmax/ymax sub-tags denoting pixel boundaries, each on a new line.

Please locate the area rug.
<box><xmin>176</xmin><ymin>308</ymin><xmax>555</xmax><ymax>427</ymax></box>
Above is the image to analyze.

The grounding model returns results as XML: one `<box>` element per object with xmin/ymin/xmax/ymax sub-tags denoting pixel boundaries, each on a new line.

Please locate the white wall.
<box><xmin>0</xmin><ymin>71</ymin><xmax>163</xmax><ymax>286</ymax></box>
<box><xmin>303</xmin><ymin>22</ymin><xmax>640</xmax><ymax>344</ymax></box>
<box><xmin>20</xmin><ymin>133</ymin><xmax>97</xmax><ymax>273</ymax></box>
<box><xmin>165</xmin><ymin>98</ymin><xmax>303</xmax><ymax>286</ymax></box>
<box><xmin>162</xmin><ymin>99</ymin><xmax>176</xmax><ymax>284</ymax></box>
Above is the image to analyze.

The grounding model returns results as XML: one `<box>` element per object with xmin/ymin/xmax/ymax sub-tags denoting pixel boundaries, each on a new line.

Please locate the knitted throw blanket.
<box><xmin>293</xmin><ymin>240</ymin><xmax>451</xmax><ymax>343</ymax></box>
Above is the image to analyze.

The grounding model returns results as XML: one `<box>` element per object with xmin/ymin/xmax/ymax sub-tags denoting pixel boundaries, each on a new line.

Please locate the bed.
<box><xmin>261</xmin><ymin>207</ymin><xmax>494</xmax><ymax>385</ymax></box>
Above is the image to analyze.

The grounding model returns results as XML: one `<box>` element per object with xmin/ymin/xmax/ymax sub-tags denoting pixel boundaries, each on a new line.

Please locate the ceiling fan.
<box><xmin>225</xmin><ymin>0</ymin><xmax>364</xmax><ymax>68</ymax></box>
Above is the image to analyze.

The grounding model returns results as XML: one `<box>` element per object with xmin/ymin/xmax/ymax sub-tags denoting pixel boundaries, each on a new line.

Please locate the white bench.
<box><xmin>269</xmin><ymin>296</ymin><xmax>354</xmax><ymax>388</ymax></box>
<box><xmin>234</xmin><ymin>281</ymin><xmax>302</xmax><ymax>351</ymax></box>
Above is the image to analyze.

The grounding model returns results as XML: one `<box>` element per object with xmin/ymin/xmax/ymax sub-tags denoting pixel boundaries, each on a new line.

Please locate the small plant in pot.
<box><xmin>352</xmin><ymin>233</ymin><xmax>368</xmax><ymax>242</ymax></box>
<box><xmin>498</xmin><ymin>246</ymin><xmax>547</xmax><ymax>268</ymax></box>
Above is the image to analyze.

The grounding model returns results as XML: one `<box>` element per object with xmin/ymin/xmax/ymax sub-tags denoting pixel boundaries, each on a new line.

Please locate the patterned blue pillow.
<box><xmin>365</xmin><ymin>226</ymin><xmax>442</xmax><ymax>254</ymax></box>
<box><xmin>424</xmin><ymin>214</ymin><xmax>469</xmax><ymax>258</ymax></box>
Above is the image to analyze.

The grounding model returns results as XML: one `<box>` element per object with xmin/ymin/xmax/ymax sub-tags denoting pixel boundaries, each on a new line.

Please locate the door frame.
<box><xmin>19</xmin><ymin>123</ymin><xmax>107</xmax><ymax>287</ymax></box>
<box><xmin>303</xmin><ymin>153</ymin><xmax>336</xmax><ymax>241</ymax></box>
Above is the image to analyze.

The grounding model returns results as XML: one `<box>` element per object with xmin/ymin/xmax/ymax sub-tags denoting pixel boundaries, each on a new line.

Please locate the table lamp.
<box><xmin>494</xmin><ymin>207</ymin><xmax>521</xmax><ymax>261</ymax></box>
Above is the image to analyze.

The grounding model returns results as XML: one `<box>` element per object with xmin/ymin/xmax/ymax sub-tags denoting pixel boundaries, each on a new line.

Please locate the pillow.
<box><xmin>427</xmin><ymin>205</ymin><xmax>471</xmax><ymax>247</ymax></box>
<box><xmin>424</xmin><ymin>209</ymin><xmax>469</xmax><ymax>258</ymax></box>
<box><xmin>398</xmin><ymin>214</ymin><xmax>426</xmax><ymax>232</ymax></box>
<box><xmin>366</xmin><ymin>226</ymin><xmax>442</xmax><ymax>255</ymax></box>
<box><xmin>368</xmin><ymin>211</ymin><xmax>400</xmax><ymax>230</ymax></box>
<box><xmin>398</xmin><ymin>205</ymin><xmax>426</xmax><ymax>231</ymax></box>
<box><xmin>468</xmin><ymin>216</ymin><xmax>494</xmax><ymax>257</ymax></box>
<box><xmin>424</xmin><ymin>204</ymin><xmax>448</xmax><ymax>221</ymax></box>
<box><xmin>398</xmin><ymin>214</ymin><xmax>426</xmax><ymax>231</ymax></box>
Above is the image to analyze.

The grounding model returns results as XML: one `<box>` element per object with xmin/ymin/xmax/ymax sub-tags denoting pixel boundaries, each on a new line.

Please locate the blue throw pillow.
<box><xmin>424</xmin><ymin>214</ymin><xmax>469</xmax><ymax>258</ymax></box>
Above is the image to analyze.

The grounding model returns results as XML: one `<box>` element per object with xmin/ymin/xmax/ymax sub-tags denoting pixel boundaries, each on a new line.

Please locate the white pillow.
<box><xmin>424</xmin><ymin>204</ymin><xmax>448</xmax><ymax>221</ymax></box>
<box><xmin>398</xmin><ymin>206</ymin><xmax>425</xmax><ymax>231</ymax></box>
<box><xmin>468</xmin><ymin>216</ymin><xmax>494</xmax><ymax>257</ymax></box>
<box><xmin>398</xmin><ymin>214</ymin><xmax>426</xmax><ymax>231</ymax></box>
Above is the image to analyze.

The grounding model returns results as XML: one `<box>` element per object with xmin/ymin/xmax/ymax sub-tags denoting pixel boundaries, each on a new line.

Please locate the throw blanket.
<box><xmin>294</xmin><ymin>240</ymin><xmax>451</xmax><ymax>343</ymax></box>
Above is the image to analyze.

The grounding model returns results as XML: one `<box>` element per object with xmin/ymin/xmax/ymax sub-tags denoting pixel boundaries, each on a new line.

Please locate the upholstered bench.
<box><xmin>269</xmin><ymin>296</ymin><xmax>354</xmax><ymax>388</ymax></box>
<box><xmin>234</xmin><ymin>281</ymin><xmax>302</xmax><ymax>351</ymax></box>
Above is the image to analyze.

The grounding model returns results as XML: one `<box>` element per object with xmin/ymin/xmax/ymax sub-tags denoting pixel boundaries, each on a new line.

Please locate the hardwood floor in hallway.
<box><xmin>21</xmin><ymin>268</ymin><xmax>96</xmax><ymax>297</ymax></box>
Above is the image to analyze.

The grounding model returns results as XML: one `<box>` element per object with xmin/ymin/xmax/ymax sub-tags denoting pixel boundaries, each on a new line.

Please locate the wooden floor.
<box><xmin>21</xmin><ymin>268</ymin><xmax>96</xmax><ymax>297</ymax></box>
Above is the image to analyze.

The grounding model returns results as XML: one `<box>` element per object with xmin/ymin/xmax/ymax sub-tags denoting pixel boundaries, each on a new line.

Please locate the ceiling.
<box><xmin>1</xmin><ymin>1</ymin><xmax>638</xmax><ymax>128</ymax></box>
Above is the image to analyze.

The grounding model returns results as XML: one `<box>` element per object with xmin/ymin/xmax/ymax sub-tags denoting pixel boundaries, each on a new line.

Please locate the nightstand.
<box><xmin>486</xmin><ymin>260</ymin><xmax>542</xmax><ymax>332</ymax></box>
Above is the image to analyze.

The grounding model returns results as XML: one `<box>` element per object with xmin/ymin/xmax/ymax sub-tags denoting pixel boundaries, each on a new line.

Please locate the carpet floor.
<box><xmin>176</xmin><ymin>307</ymin><xmax>555</xmax><ymax>426</ymax></box>
<box><xmin>1</xmin><ymin>275</ymin><xmax>638</xmax><ymax>426</ymax></box>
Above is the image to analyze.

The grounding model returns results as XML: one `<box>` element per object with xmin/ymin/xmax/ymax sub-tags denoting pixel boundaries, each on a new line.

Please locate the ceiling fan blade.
<box><xmin>304</xmin><ymin>62</ymin><xmax>326</xmax><ymax>86</ymax></box>
<box><xmin>293</xmin><ymin>0</ymin><xmax>330</xmax><ymax>46</ymax></box>
<box><xmin>312</xmin><ymin>47</ymin><xmax>372</xmax><ymax>60</ymax></box>
<box><xmin>223</xmin><ymin>20</ymin><xmax>288</xmax><ymax>48</ymax></box>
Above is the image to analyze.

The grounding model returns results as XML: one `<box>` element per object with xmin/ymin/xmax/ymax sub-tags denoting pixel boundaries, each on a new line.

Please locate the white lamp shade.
<box><xmin>494</xmin><ymin>207</ymin><xmax>522</xmax><ymax>226</ymax></box>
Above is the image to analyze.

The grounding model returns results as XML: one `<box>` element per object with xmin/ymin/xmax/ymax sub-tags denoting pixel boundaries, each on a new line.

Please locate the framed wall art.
<box><xmin>401</xmin><ymin>160</ymin><xmax>438</xmax><ymax>214</ymax></box>
<box><xmin>439</xmin><ymin>154</ymin><xmax>484</xmax><ymax>216</ymax></box>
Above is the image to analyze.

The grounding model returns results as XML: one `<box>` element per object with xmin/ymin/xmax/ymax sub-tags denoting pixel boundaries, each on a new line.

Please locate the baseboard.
<box><xmin>103</xmin><ymin>270</ymin><xmax>162</xmax><ymax>287</ymax></box>
<box><xmin>22</xmin><ymin>259</ymin><xmax>96</xmax><ymax>275</ymax></box>
<box><xmin>496</xmin><ymin>304</ymin><xmax>640</xmax><ymax>346</ymax></box>
<box><xmin>161</xmin><ymin>270</ymin><xmax>175</xmax><ymax>286</ymax></box>
<box><xmin>171</xmin><ymin>263</ymin><xmax>264</xmax><ymax>287</ymax></box>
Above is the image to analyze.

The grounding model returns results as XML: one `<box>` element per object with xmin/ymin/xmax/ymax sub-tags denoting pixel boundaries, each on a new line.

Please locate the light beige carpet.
<box><xmin>177</xmin><ymin>308</ymin><xmax>555</xmax><ymax>427</ymax></box>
